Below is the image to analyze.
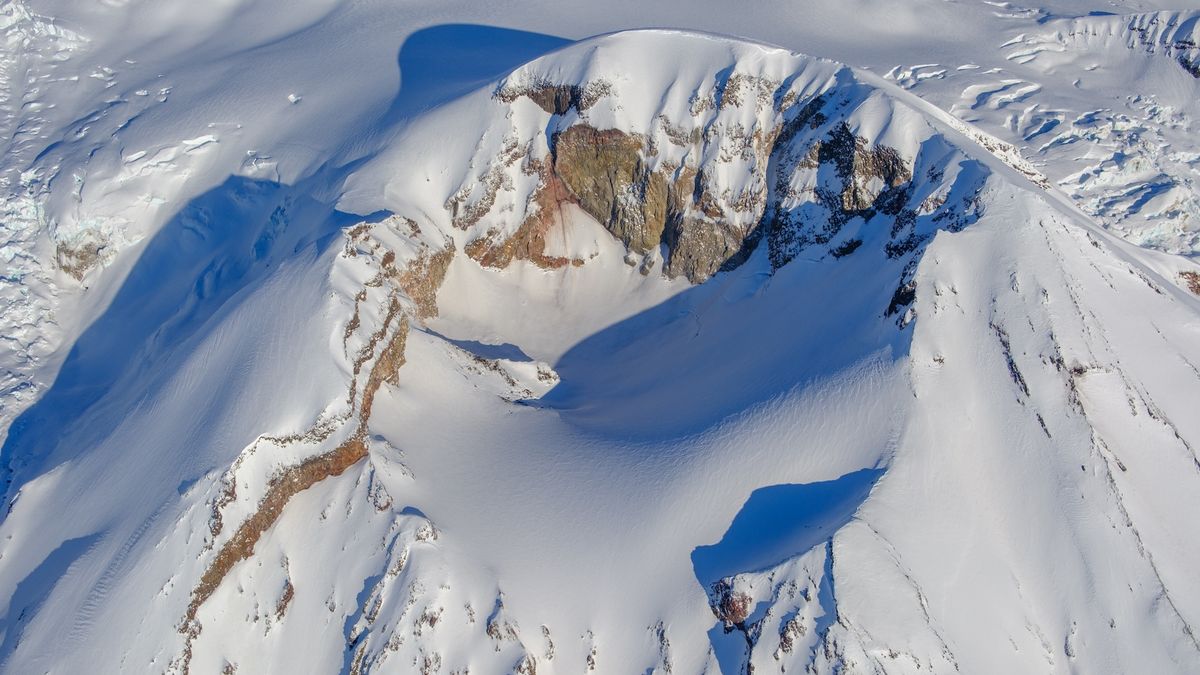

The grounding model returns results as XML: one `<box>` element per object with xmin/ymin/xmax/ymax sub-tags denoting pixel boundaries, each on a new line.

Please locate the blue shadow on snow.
<box><xmin>692</xmin><ymin>467</ymin><xmax>883</xmax><ymax>587</ymax></box>
<box><xmin>692</xmin><ymin>468</ymin><xmax>882</xmax><ymax>673</ymax></box>
<box><xmin>387</xmin><ymin>24</ymin><xmax>571</xmax><ymax>119</ymax></box>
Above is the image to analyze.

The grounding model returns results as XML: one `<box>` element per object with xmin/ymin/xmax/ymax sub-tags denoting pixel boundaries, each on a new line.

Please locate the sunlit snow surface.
<box><xmin>1</xmin><ymin>2</ymin><xmax>1200</xmax><ymax>674</ymax></box>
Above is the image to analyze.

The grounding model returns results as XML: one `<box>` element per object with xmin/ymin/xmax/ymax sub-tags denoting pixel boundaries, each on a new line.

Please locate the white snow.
<box><xmin>1</xmin><ymin>2</ymin><xmax>1200</xmax><ymax>674</ymax></box>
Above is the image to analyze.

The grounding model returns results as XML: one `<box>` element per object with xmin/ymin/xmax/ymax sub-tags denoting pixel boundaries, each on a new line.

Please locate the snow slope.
<box><xmin>4</xmin><ymin>0</ymin><xmax>1200</xmax><ymax>447</ymax></box>
<box><xmin>1</xmin><ymin>4</ymin><xmax>1200</xmax><ymax>675</ymax></box>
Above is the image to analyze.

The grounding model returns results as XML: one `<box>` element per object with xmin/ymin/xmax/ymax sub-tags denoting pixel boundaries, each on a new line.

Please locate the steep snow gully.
<box><xmin>2</xmin><ymin>22</ymin><xmax>1200</xmax><ymax>675</ymax></box>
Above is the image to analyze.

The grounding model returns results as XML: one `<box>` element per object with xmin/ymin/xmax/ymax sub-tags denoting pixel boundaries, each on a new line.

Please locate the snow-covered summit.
<box><xmin>1</xmin><ymin>15</ymin><xmax>1200</xmax><ymax>675</ymax></box>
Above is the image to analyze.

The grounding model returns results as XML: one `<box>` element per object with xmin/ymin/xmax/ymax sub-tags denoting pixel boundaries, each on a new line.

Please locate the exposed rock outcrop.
<box><xmin>180</xmin><ymin>304</ymin><xmax>408</xmax><ymax>668</ymax></box>
<box><xmin>178</xmin><ymin>218</ymin><xmax>425</xmax><ymax>673</ymax></box>
<box><xmin>55</xmin><ymin>236</ymin><xmax>108</xmax><ymax>281</ymax></box>
<box><xmin>547</xmin><ymin>124</ymin><xmax>766</xmax><ymax>282</ymax></box>
<box><xmin>552</xmin><ymin>126</ymin><xmax>666</xmax><ymax>254</ymax></box>
<box><xmin>464</xmin><ymin>73</ymin><xmax>992</xmax><ymax>286</ymax></box>
<box><xmin>1181</xmin><ymin>270</ymin><xmax>1200</xmax><ymax>295</ymax></box>
<box><xmin>465</xmin><ymin>163</ymin><xmax>582</xmax><ymax>270</ymax></box>
<box><xmin>344</xmin><ymin>215</ymin><xmax>456</xmax><ymax>321</ymax></box>
<box><xmin>766</xmin><ymin>120</ymin><xmax>915</xmax><ymax>267</ymax></box>
<box><xmin>397</xmin><ymin>246</ymin><xmax>455</xmax><ymax>320</ymax></box>
<box><xmin>496</xmin><ymin>79</ymin><xmax>614</xmax><ymax>115</ymax></box>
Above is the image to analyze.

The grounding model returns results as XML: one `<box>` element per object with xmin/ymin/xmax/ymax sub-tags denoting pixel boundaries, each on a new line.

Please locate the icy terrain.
<box><xmin>1</xmin><ymin>1</ymin><xmax>1200</xmax><ymax>674</ymax></box>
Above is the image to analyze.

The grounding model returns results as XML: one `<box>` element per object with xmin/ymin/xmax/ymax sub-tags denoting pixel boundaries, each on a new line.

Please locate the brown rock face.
<box><xmin>56</xmin><ymin>238</ymin><xmax>106</xmax><ymax>281</ymax></box>
<box><xmin>542</xmin><ymin>116</ymin><xmax>929</xmax><ymax>280</ymax></box>
<box><xmin>495</xmin><ymin>79</ymin><xmax>614</xmax><ymax>115</ymax></box>
<box><xmin>709</xmin><ymin>579</ymin><xmax>754</xmax><ymax>627</ymax></box>
<box><xmin>397</xmin><ymin>246</ymin><xmax>455</xmax><ymax>320</ymax></box>
<box><xmin>471</xmin><ymin>78</ymin><xmax>983</xmax><ymax>288</ymax></box>
<box><xmin>466</xmin><ymin>166</ymin><xmax>581</xmax><ymax>271</ymax></box>
<box><xmin>1182</xmin><ymin>271</ymin><xmax>1200</xmax><ymax>295</ymax></box>
<box><xmin>183</xmin><ymin>436</ymin><xmax>369</xmax><ymax>633</ymax></box>
<box><xmin>550</xmin><ymin>126</ymin><xmax>757</xmax><ymax>283</ymax></box>
<box><xmin>552</xmin><ymin>126</ymin><xmax>666</xmax><ymax>254</ymax></box>
<box><xmin>178</xmin><ymin>293</ymin><xmax>412</xmax><ymax>674</ymax></box>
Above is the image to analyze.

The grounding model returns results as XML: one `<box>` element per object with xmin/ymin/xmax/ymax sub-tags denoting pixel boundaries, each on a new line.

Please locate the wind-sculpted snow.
<box><xmin>2</xmin><ymin>18</ymin><xmax>1200</xmax><ymax>675</ymax></box>
<box><xmin>888</xmin><ymin>9</ymin><xmax>1200</xmax><ymax>258</ymax></box>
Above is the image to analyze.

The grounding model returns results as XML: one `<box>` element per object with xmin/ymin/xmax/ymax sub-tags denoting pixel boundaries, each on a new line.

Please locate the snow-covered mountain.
<box><xmin>2</xmin><ymin>2</ymin><xmax>1200</xmax><ymax>674</ymax></box>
